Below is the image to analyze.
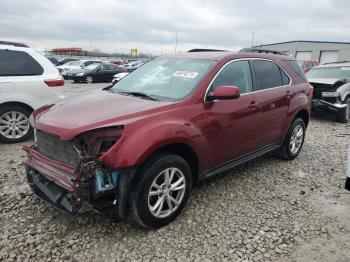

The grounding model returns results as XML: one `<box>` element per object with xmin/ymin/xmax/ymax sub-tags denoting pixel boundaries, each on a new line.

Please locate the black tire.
<box><xmin>278</xmin><ymin>118</ymin><xmax>306</xmax><ymax>160</ymax></box>
<box><xmin>336</xmin><ymin>98</ymin><xmax>350</xmax><ymax>123</ymax></box>
<box><xmin>85</xmin><ymin>75</ymin><xmax>94</xmax><ymax>84</ymax></box>
<box><xmin>0</xmin><ymin>105</ymin><xmax>33</xmax><ymax>143</ymax></box>
<box><xmin>129</xmin><ymin>153</ymin><xmax>192</xmax><ymax>229</ymax></box>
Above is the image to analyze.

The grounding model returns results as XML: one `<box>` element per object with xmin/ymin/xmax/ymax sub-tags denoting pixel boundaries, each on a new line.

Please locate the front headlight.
<box><xmin>76</xmin><ymin>72</ymin><xmax>85</xmax><ymax>76</ymax></box>
<box><xmin>322</xmin><ymin>92</ymin><xmax>339</xmax><ymax>97</ymax></box>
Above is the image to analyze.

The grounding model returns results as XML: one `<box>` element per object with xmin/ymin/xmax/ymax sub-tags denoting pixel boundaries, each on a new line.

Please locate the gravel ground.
<box><xmin>1</xmin><ymin>82</ymin><xmax>350</xmax><ymax>261</ymax></box>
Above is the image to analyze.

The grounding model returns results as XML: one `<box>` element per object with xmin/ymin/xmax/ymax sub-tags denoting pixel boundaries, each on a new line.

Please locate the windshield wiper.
<box><xmin>117</xmin><ymin>91</ymin><xmax>159</xmax><ymax>101</ymax></box>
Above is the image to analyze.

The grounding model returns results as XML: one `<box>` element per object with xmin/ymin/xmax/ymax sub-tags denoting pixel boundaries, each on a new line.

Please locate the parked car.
<box><xmin>111</xmin><ymin>60</ymin><xmax>125</xmax><ymax>68</ymax></box>
<box><xmin>46</xmin><ymin>57</ymin><xmax>59</xmax><ymax>66</ymax></box>
<box><xmin>24</xmin><ymin>51</ymin><xmax>312</xmax><ymax>229</ymax></box>
<box><xmin>124</xmin><ymin>60</ymin><xmax>145</xmax><ymax>72</ymax></box>
<box><xmin>70</xmin><ymin>63</ymin><xmax>126</xmax><ymax>83</ymax></box>
<box><xmin>0</xmin><ymin>41</ymin><xmax>65</xmax><ymax>143</ymax></box>
<box><xmin>111</xmin><ymin>72</ymin><xmax>129</xmax><ymax>84</ymax></box>
<box><xmin>307</xmin><ymin>62</ymin><xmax>350</xmax><ymax>123</ymax></box>
<box><xmin>56</xmin><ymin>58</ymin><xmax>78</xmax><ymax>66</ymax></box>
<box><xmin>297</xmin><ymin>60</ymin><xmax>318</xmax><ymax>73</ymax></box>
<box><xmin>57</xmin><ymin>60</ymin><xmax>102</xmax><ymax>79</ymax></box>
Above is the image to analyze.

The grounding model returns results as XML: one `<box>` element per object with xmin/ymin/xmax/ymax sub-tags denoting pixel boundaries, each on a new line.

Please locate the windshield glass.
<box><xmin>111</xmin><ymin>59</ymin><xmax>214</xmax><ymax>101</ymax></box>
<box><xmin>84</xmin><ymin>63</ymin><xmax>100</xmax><ymax>70</ymax></box>
<box><xmin>306</xmin><ymin>66</ymin><xmax>350</xmax><ymax>79</ymax></box>
<box><xmin>296</xmin><ymin>60</ymin><xmax>305</xmax><ymax>68</ymax></box>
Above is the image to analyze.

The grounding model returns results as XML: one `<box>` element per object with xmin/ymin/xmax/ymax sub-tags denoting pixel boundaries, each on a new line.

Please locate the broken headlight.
<box><xmin>76</xmin><ymin>126</ymin><xmax>124</xmax><ymax>156</ymax></box>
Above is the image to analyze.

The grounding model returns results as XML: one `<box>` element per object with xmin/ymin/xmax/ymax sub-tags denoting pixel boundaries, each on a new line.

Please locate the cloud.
<box><xmin>1</xmin><ymin>0</ymin><xmax>349</xmax><ymax>54</ymax></box>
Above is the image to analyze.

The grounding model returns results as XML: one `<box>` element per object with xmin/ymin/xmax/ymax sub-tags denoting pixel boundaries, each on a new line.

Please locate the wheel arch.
<box><xmin>294</xmin><ymin>109</ymin><xmax>309</xmax><ymax>127</ymax></box>
<box><xmin>138</xmin><ymin>142</ymin><xmax>199</xmax><ymax>186</ymax></box>
<box><xmin>0</xmin><ymin>101</ymin><xmax>34</xmax><ymax>113</ymax></box>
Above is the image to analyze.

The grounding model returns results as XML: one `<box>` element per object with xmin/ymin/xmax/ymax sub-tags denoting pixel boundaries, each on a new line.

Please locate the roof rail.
<box><xmin>0</xmin><ymin>41</ymin><xmax>29</xmax><ymax>47</ymax></box>
<box><xmin>188</xmin><ymin>48</ymin><xmax>228</xmax><ymax>52</ymax></box>
<box><xmin>324</xmin><ymin>60</ymin><xmax>350</xmax><ymax>65</ymax></box>
<box><xmin>239</xmin><ymin>48</ymin><xmax>289</xmax><ymax>56</ymax></box>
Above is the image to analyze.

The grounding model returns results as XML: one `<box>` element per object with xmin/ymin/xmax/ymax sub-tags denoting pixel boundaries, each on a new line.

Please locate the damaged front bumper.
<box><xmin>23</xmin><ymin>145</ymin><xmax>136</xmax><ymax>218</ymax></box>
<box><xmin>312</xmin><ymin>99</ymin><xmax>348</xmax><ymax>112</ymax></box>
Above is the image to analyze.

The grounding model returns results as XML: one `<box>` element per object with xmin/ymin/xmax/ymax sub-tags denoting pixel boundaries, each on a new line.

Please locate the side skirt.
<box><xmin>200</xmin><ymin>142</ymin><xmax>281</xmax><ymax>181</ymax></box>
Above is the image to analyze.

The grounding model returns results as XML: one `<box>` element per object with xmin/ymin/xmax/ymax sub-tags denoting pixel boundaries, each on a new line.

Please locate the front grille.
<box><xmin>36</xmin><ymin>130</ymin><xmax>80</xmax><ymax>167</ymax></box>
<box><xmin>310</xmin><ymin>82</ymin><xmax>337</xmax><ymax>99</ymax></box>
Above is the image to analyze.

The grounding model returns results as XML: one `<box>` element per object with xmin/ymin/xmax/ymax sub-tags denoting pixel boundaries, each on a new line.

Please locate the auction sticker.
<box><xmin>173</xmin><ymin>71</ymin><xmax>198</xmax><ymax>78</ymax></box>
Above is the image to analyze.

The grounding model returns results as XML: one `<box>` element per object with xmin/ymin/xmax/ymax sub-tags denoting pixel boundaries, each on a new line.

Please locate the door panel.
<box><xmin>196</xmin><ymin>93</ymin><xmax>262</xmax><ymax>169</ymax></box>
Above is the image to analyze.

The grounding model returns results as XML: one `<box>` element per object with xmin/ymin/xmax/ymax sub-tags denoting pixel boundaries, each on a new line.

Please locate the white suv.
<box><xmin>0</xmin><ymin>41</ymin><xmax>65</xmax><ymax>143</ymax></box>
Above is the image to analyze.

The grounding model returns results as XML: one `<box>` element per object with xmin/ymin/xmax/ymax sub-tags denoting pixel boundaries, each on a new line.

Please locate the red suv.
<box><xmin>24</xmin><ymin>52</ymin><xmax>312</xmax><ymax>229</ymax></box>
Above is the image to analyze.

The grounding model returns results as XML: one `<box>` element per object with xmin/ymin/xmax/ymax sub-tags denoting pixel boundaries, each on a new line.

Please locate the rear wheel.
<box><xmin>336</xmin><ymin>98</ymin><xmax>350</xmax><ymax>123</ymax></box>
<box><xmin>278</xmin><ymin>118</ymin><xmax>305</xmax><ymax>160</ymax></box>
<box><xmin>0</xmin><ymin>106</ymin><xmax>32</xmax><ymax>143</ymax></box>
<box><xmin>129</xmin><ymin>154</ymin><xmax>192</xmax><ymax>229</ymax></box>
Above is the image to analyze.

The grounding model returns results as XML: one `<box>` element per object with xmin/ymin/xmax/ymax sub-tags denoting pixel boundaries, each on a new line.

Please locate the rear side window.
<box><xmin>211</xmin><ymin>60</ymin><xmax>253</xmax><ymax>94</ymax></box>
<box><xmin>280</xmin><ymin>69</ymin><xmax>290</xmax><ymax>85</ymax></box>
<box><xmin>0</xmin><ymin>50</ymin><xmax>43</xmax><ymax>76</ymax></box>
<box><xmin>252</xmin><ymin>60</ymin><xmax>284</xmax><ymax>90</ymax></box>
<box><xmin>285</xmin><ymin>60</ymin><xmax>307</xmax><ymax>81</ymax></box>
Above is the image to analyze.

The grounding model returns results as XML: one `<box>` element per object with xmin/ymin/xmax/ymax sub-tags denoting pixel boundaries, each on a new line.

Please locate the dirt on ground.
<box><xmin>0</xmin><ymin>82</ymin><xmax>350</xmax><ymax>261</ymax></box>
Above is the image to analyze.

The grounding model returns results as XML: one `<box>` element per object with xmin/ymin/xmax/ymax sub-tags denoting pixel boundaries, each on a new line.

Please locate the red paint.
<box><xmin>26</xmin><ymin>52</ymin><xmax>312</xmax><ymax>184</ymax></box>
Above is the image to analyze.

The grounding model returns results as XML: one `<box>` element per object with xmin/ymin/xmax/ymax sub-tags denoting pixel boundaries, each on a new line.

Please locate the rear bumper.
<box><xmin>312</xmin><ymin>99</ymin><xmax>347</xmax><ymax>112</ymax></box>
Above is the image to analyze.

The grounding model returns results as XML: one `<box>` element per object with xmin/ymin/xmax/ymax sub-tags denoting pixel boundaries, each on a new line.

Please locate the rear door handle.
<box><xmin>248</xmin><ymin>101</ymin><xmax>259</xmax><ymax>110</ymax></box>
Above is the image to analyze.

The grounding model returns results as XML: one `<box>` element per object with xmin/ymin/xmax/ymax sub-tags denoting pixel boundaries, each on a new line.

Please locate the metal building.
<box><xmin>253</xmin><ymin>40</ymin><xmax>350</xmax><ymax>64</ymax></box>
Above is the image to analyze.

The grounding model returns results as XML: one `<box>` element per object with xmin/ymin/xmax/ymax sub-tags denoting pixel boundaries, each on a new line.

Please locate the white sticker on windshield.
<box><xmin>341</xmin><ymin>67</ymin><xmax>350</xmax><ymax>70</ymax></box>
<box><xmin>173</xmin><ymin>71</ymin><xmax>198</xmax><ymax>78</ymax></box>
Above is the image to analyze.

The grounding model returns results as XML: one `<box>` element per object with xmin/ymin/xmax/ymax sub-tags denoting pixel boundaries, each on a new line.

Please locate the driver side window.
<box><xmin>211</xmin><ymin>60</ymin><xmax>253</xmax><ymax>94</ymax></box>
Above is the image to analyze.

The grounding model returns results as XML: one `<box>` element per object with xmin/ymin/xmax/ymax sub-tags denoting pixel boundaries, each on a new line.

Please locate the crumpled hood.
<box><xmin>307</xmin><ymin>78</ymin><xmax>339</xmax><ymax>85</ymax></box>
<box><xmin>32</xmin><ymin>90</ymin><xmax>174</xmax><ymax>140</ymax></box>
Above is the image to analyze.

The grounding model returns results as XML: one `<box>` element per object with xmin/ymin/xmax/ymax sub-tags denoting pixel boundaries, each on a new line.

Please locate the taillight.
<box><xmin>44</xmin><ymin>79</ymin><xmax>64</xmax><ymax>87</ymax></box>
<box><xmin>307</xmin><ymin>83</ymin><xmax>314</xmax><ymax>96</ymax></box>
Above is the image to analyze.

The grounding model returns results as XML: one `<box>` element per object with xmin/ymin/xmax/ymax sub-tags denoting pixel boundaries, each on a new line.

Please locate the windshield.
<box><xmin>111</xmin><ymin>59</ymin><xmax>214</xmax><ymax>101</ymax></box>
<box><xmin>296</xmin><ymin>60</ymin><xmax>305</xmax><ymax>68</ymax></box>
<box><xmin>84</xmin><ymin>63</ymin><xmax>100</xmax><ymax>70</ymax></box>
<box><xmin>306</xmin><ymin>66</ymin><xmax>350</xmax><ymax>79</ymax></box>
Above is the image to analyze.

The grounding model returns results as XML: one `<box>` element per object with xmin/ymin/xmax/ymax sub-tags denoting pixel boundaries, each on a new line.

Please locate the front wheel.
<box><xmin>336</xmin><ymin>98</ymin><xmax>350</xmax><ymax>123</ymax></box>
<box><xmin>278</xmin><ymin>118</ymin><xmax>306</xmax><ymax>160</ymax></box>
<box><xmin>85</xmin><ymin>75</ymin><xmax>94</xmax><ymax>84</ymax></box>
<box><xmin>129</xmin><ymin>154</ymin><xmax>192</xmax><ymax>229</ymax></box>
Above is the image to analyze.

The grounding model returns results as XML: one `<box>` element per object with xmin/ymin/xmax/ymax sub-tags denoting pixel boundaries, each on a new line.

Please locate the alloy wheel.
<box><xmin>290</xmin><ymin>124</ymin><xmax>304</xmax><ymax>155</ymax></box>
<box><xmin>0</xmin><ymin>111</ymin><xmax>30</xmax><ymax>140</ymax></box>
<box><xmin>86</xmin><ymin>75</ymin><xmax>94</xmax><ymax>83</ymax></box>
<box><xmin>148</xmin><ymin>167</ymin><xmax>186</xmax><ymax>218</ymax></box>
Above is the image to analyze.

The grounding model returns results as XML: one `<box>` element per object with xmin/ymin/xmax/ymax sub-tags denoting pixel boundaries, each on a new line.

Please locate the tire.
<box><xmin>85</xmin><ymin>75</ymin><xmax>94</xmax><ymax>84</ymax></box>
<box><xmin>0</xmin><ymin>106</ymin><xmax>33</xmax><ymax>143</ymax></box>
<box><xmin>129</xmin><ymin>153</ymin><xmax>192</xmax><ymax>229</ymax></box>
<box><xmin>336</xmin><ymin>98</ymin><xmax>350</xmax><ymax>123</ymax></box>
<box><xmin>278</xmin><ymin>118</ymin><xmax>306</xmax><ymax>160</ymax></box>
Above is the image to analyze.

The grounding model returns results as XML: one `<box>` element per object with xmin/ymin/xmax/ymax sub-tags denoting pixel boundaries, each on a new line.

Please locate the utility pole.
<box><xmin>175</xmin><ymin>31</ymin><xmax>178</xmax><ymax>53</ymax></box>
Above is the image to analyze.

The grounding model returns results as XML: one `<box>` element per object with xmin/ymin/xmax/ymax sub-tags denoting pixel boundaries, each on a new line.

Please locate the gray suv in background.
<box><xmin>307</xmin><ymin>62</ymin><xmax>350</xmax><ymax>123</ymax></box>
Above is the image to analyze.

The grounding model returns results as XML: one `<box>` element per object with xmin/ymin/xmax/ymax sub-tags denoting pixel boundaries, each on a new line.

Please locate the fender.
<box><xmin>281</xmin><ymin>83</ymin><xmax>311</xmax><ymax>141</ymax></box>
<box><xmin>100</xmin><ymin>117</ymin><xmax>208</xmax><ymax>169</ymax></box>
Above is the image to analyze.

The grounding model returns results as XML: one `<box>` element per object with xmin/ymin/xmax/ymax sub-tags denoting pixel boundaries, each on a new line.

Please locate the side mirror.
<box><xmin>206</xmin><ymin>86</ymin><xmax>240</xmax><ymax>102</ymax></box>
<box><xmin>95</xmin><ymin>67</ymin><xmax>101</xmax><ymax>72</ymax></box>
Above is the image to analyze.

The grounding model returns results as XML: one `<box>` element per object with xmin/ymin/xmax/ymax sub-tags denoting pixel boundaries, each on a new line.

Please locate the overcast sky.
<box><xmin>1</xmin><ymin>0</ymin><xmax>349</xmax><ymax>55</ymax></box>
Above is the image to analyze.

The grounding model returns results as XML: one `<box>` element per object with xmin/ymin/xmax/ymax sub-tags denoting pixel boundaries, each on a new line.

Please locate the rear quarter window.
<box><xmin>252</xmin><ymin>60</ymin><xmax>283</xmax><ymax>90</ymax></box>
<box><xmin>0</xmin><ymin>49</ymin><xmax>43</xmax><ymax>76</ymax></box>
<box><xmin>285</xmin><ymin>60</ymin><xmax>307</xmax><ymax>81</ymax></box>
